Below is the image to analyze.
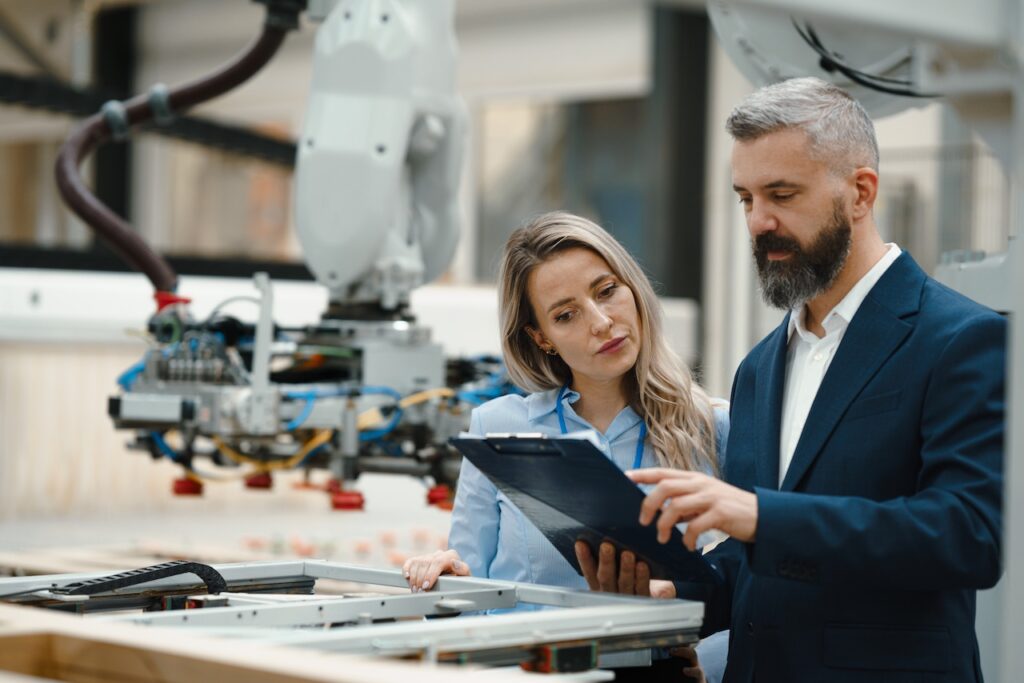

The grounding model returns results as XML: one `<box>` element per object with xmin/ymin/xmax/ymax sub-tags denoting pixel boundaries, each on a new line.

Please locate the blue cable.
<box><xmin>457</xmin><ymin>390</ymin><xmax>491</xmax><ymax>405</ymax></box>
<box><xmin>359</xmin><ymin>405</ymin><xmax>403</xmax><ymax>442</ymax></box>
<box><xmin>283</xmin><ymin>385</ymin><xmax>404</xmax><ymax>431</ymax></box>
<box><xmin>282</xmin><ymin>388</ymin><xmax>328</xmax><ymax>431</ymax></box>
<box><xmin>284</xmin><ymin>397</ymin><xmax>317</xmax><ymax>431</ymax></box>
<box><xmin>117</xmin><ymin>360</ymin><xmax>146</xmax><ymax>391</ymax></box>
<box><xmin>150</xmin><ymin>431</ymin><xmax>180</xmax><ymax>463</ymax></box>
<box><xmin>360</xmin><ymin>385</ymin><xmax>403</xmax><ymax>400</ymax></box>
<box><xmin>298</xmin><ymin>443</ymin><xmax>328</xmax><ymax>466</ymax></box>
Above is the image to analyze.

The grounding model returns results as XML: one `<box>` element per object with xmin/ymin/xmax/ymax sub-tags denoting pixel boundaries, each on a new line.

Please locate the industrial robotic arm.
<box><xmin>63</xmin><ymin>0</ymin><xmax>508</xmax><ymax>508</ymax></box>
<box><xmin>296</xmin><ymin>0</ymin><xmax>466</xmax><ymax>311</ymax></box>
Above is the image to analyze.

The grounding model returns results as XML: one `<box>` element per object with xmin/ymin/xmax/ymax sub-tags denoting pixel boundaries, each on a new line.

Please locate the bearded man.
<box><xmin>584</xmin><ymin>77</ymin><xmax>1006</xmax><ymax>683</ymax></box>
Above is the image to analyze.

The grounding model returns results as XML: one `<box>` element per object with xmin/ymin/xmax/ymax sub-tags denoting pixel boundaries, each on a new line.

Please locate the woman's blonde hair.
<box><xmin>498</xmin><ymin>211</ymin><xmax>719</xmax><ymax>474</ymax></box>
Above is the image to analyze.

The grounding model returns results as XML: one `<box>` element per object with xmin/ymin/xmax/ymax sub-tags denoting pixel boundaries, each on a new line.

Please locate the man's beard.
<box><xmin>752</xmin><ymin>198</ymin><xmax>852</xmax><ymax>310</ymax></box>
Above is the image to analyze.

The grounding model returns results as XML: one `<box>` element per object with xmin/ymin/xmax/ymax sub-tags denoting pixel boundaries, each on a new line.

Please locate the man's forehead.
<box><xmin>731</xmin><ymin>132</ymin><xmax>822</xmax><ymax>188</ymax></box>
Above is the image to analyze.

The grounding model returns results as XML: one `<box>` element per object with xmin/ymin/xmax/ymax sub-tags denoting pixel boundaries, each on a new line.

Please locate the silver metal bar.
<box><xmin>98</xmin><ymin>588</ymin><xmax>518</xmax><ymax>627</ymax></box>
<box><xmin>512</xmin><ymin>583</ymin><xmax>669</xmax><ymax>608</ymax></box>
<box><xmin>238</xmin><ymin>601</ymin><xmax>703</xmax><ymax>655</ymax></box>
<box><xmin>251</xmin><ymin>272</ymin><xmax>273</xmax><ymax>392</ymax></box>
<box><xmin>213</xmin><ymin>593</ymin><xmax>331</xmax><ymax>606</ymax></box>
<box><xmin>302</xmin><ymin>560</ymin><xmax>504</xmax><ymax>591</ymax></box>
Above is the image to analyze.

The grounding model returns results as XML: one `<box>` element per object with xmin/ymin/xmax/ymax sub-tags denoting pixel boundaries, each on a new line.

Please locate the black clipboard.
<box><xmin>450</xmin><ymin>434</ymin><xmax>723</xmax><ymax>584</ymax></box>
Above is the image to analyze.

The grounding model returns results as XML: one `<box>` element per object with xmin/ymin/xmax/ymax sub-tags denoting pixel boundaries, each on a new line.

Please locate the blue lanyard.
<box><xmin>556</xmin><ymin>385</ymin><xmax>646</xmax><ymax>469</ymax></box>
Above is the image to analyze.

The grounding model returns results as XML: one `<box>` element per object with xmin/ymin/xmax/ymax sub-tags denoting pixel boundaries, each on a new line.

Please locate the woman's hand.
<box><xmin>575</xmin><ymin>540</ymin><xmax>678</xmax><ymax>598</ymax></box>
<box><xmin>402</xmin><ymin>549</ymin><xmax>471</xmax><ymax>592</ymax></box>
<box><xmin>575</xmin><ymin>540</ymin><xmax>651</xmax><ymax>595</ymax></box>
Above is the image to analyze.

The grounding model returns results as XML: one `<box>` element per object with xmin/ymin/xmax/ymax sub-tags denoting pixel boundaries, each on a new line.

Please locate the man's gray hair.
<box><xmin>726</xmin><ymin>77</ymin><xmax>879</xmax><ymax>173</ymax></box>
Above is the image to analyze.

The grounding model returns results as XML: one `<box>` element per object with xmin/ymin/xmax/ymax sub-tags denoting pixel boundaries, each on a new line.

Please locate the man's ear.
<box><xmin>524</xmin><ymin>324</ymin><xmax>547</xmax><ymax>351</ymax></box>
<box><xmin>850</xmin><ymin>167</ymin><xmax>879</xmax><ymax>220</ymax></box>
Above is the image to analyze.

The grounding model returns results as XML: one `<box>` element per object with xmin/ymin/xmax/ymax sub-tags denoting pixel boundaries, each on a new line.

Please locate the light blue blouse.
<box><xmin>448</xmin><ymin>387</ymin><xmax>730</xmax><ymax>591</ymax></box>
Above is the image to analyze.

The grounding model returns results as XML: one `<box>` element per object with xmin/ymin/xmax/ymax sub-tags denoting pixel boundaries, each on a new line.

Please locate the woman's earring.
<box><xmin>544</xmin><ymin>347</ymin><xmax>558</xmax><ymax>356</ymax></box>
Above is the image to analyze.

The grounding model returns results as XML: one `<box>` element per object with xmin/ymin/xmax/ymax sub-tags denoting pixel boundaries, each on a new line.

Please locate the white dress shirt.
<box><xmin>778</xmin><ymin>244</ymin><xmax>902</xmax><ymax>486</ymax></box>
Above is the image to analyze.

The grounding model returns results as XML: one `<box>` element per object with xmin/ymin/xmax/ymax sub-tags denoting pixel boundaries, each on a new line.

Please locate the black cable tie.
<box><xmin>101</xmin><ymin>100</ymin><xmax>131</xmax><ymax>141</ymax></box>
<box><xmin>148</xmin><ymin>83</ymin><xmax>175</xmax><ymax>126</ymax></box>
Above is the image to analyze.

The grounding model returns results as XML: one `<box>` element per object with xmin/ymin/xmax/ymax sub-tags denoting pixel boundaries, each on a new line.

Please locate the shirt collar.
<box><xmin>787</xmin><ymin>243</ymin><xmax>902</xmax><ymax>342</ymax></box>
<box><xmin>525</xmin><ymin>386</ymin><xmax>643</xmax><ymax>440</ymax></box>
<box><xmin>525</xmin><ymin>386</ymin><xmax>578</xmax><ymax>422</ymax></box>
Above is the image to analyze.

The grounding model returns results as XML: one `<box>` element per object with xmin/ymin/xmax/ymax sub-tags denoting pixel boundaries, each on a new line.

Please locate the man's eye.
<box><xmin>737</xmin><ymin>196</ymin><xmax>752</xmax><ymax>208</ymax></box>
<box><xmin>774</xmin><ymin>193</ymin><xmax>794</xmax><ymax>202</ymax></box>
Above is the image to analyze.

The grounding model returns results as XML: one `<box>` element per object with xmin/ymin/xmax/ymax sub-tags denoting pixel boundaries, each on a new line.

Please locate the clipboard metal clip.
<box><xmin>482</xmin><ymin>433</ymin><xmax>562</xmax><ymax>454</ymax></box>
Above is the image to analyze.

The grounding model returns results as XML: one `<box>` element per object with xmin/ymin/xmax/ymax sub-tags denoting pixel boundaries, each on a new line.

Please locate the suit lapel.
<box><xmin>779</xmin><ymin>253</ymin><xmax>925</xmax><ymax>492</ymax></box>
<box><xmin>755</xmin><ymin>318</ymin><xmax>790</xmax><ymax>489</ymax></box>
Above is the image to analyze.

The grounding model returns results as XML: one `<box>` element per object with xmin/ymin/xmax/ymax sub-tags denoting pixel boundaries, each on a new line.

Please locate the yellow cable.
<box><xmin>210</xmin><ymin>436</ymin><xmax>263</xmax><ymax>467</ymax></box>
<box><xmin>275</xmin><ymin>429</ymin><xmax>333</xmax><ymax>470</ymax></box>
<box><xmin>211</xmin><ymin>430</ymin><xmax>333</xmax><ymax>473</ymax></box>
<box><xmin>356</xmin><ymin>388</ymin><xmax>456</xmax><ymax>429</ymax></box>
<box><xmin>398</xmin><ymin>387</ymin><xmax>455</xmax><ymax>408</ymax></box>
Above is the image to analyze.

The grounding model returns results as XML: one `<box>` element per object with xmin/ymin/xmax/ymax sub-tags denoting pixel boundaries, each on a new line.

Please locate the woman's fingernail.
<box><xmin>422</xmin><ymin>580</ymin><xmax>430</xmax><ymax>589</ymax></box>
<box><xmin>452</xmin><ymin>560</ymin><xmax>462</xmax><ymax>570</ymax></box>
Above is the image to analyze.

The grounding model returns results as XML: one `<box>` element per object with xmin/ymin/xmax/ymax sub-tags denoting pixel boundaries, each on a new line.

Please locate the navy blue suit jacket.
<box><xmin>691</xmin><ymin>253</ymin><xmax>1005</xmax><ymax>682</ymax></box>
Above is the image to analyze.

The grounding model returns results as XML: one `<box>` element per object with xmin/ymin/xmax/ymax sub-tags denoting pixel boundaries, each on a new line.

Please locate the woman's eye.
<box><xmin>555</xmin><ymin>311</ymin><xmax>574</xmax><ymax>323</ymax></box>
<box><xmin>599</xmin><ymin>284</ymin><xmax>618</xmax><ymax>298</ymax></box>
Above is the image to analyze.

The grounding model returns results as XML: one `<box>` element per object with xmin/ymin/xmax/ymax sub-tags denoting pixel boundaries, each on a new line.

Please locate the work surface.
<box><xmin>0</xmin><ymin>474</ymin><xmax>454</xmax><ymax>574</ymax></box>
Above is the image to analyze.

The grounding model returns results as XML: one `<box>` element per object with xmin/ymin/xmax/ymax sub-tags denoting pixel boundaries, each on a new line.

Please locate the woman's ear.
<box><xmin>524</xmin><ymin>324</ymin><xmax>548</xmax><ymax>353</ymax></box>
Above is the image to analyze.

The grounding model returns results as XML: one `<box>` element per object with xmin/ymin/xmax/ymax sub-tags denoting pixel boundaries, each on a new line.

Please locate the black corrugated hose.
<box><xmin>54</xmin><ymin>1</ymin><xmax>306</xmax><ymax>295</ymax></box>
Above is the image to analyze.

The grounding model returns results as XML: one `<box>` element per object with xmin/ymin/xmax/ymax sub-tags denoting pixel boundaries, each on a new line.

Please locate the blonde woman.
<box><xmin>405</xmin><ymin>211</ymin><xmax>728</xmax><ymax>678</ymax></box>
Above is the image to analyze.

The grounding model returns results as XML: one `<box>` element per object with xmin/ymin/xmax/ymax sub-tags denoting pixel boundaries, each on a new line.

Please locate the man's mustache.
<box><xmin>754</xmin><ymin>234</ymin><xmax>801</xmax><ymax>257</ymax></box>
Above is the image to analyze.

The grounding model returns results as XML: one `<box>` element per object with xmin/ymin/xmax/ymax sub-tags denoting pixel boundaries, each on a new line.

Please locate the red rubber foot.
<box><xmin>426</xmin><ymin>484</ymin><xmax>451</xmax><ymax>505</ymax></box>
<box><xmin>326</xmin><ymin>478</ymin><xmax>343</xmax><ymax>494</ymax></box>
<box><xmin>331</xmin><ymin>490</ymin><xmax>365</xmax><ymax>510</ymax></box>
<box><xmin>172</xmin><ymin>477</ymin><xmax>203</xmax><ymax>496</ymax></box>
<box><xmin>245</xmin><ymin>472</ymin><xmax>273</xmax><ymax>489</ymax></box>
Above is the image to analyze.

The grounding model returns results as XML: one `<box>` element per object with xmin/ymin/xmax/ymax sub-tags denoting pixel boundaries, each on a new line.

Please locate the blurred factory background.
<box><xmin>0</xmin><ymin>0</ymin><xmax>1009</xmax><ymax>536</ymax></box>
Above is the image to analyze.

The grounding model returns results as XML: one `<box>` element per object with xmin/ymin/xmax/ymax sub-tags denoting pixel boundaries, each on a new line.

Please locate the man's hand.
<box><xmin>627</xmin><ymin>469</ymin><xmax>758</xmax><ymax>550</ymax></box>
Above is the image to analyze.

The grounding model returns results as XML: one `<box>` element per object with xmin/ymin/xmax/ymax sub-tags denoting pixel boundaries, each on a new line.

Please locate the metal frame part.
<box><xmin>0</xmin><ymin>560</ymin><xmax>704</xmax><ymax>672</ymax></box>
